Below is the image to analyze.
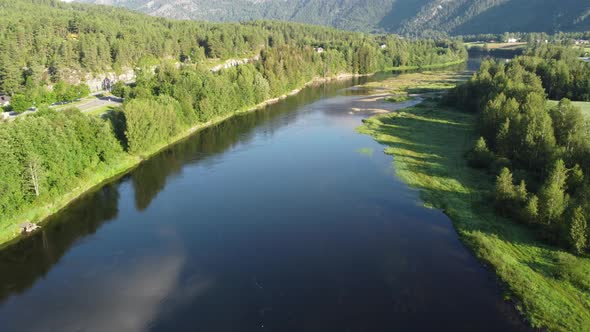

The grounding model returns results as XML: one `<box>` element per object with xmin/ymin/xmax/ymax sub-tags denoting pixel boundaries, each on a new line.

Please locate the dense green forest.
<box><xmin>450</xmin><ymin>45</ymin><xmax>590</xmax><ymax>255</ymax></box>
<box><xmin>0</xmin><ymin>0</ymin><xmax>466</xmax><ymax>237</ymax></box>
<box><xmin>76</xmin><ymin>0</ymin><xmax>590</xmax><ymax>36</ymax></box>
<box><xmin>0</xmin><ymin>0</ymin><xmax>465</xmax><ymax>113</ymax></box>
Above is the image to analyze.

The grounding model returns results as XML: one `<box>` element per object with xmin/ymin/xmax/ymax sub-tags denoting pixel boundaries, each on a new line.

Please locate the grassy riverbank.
<box><xmin>385</xmin><ymin>59</ymin><xmax>466</xmax><ymax>71</ymax></box>
<box><xmin>358</xmin><ymin>101</ymin><xmax>590</xmax><ymax>331</ymax></box>
<box><xmin>362</xmin><ymin>70</ymin><xmax>471</xmax><ymax>95</ymax></box>
<box><xmin>465</xmin><ymin>42</ymin><xmax>528</xmax><ymax>51</ymax></box>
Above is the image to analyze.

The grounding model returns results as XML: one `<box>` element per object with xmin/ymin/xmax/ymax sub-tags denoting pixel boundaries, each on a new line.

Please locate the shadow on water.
<box><xmin>0</xmin><ymin>184</ymin><xmax>120</xmax><ymax>301</ymax></box>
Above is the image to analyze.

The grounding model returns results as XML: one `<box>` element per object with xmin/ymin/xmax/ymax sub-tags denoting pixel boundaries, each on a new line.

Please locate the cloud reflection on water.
<box><xmin>4</xmin><ymin>251</ymin><xmax>213</xmax><ymax>332</ymax></box>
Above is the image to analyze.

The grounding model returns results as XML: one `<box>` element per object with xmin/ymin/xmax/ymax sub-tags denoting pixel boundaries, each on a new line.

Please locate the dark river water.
<box><xmin>0</xmin><ymin>61</ymin><xmax>532</xmax><ymax>332</ymax></box>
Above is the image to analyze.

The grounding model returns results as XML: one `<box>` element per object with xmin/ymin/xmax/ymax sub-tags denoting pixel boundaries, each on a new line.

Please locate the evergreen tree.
<box><xmin>467</xmin><ymin>137</ymin><xmax>494</xmax><ymax>168</ymax></box>
<box><xmin>495</xmin><ymin>167</ymin><xmax>516</xmax><ymax>214</ymax></box>
<box><xmin>523</xmin><ymin>195</ymin><xmax>539</xmax><ymax>224</ymax></box>
<box><xmin>567</xmin><ymin>164</ymin><xmax>584</xmax><ymax>194</ymax></box>
<box><xmin>539</xmin><ymin>160</ymin><xmax>569</xmax><ymax>226</ymax></box>
<box><xmin>0</xmin><ymin>52</ymin><xmax>21</xmax><ymax>95</ymax></box>
<box><xmin>568</xmin><ymin>206</ymin><xmax>587</xmax><ymax>254</ymax></box>
<box><xmin>549</xmin><ymin>98</ymin><xmax>585</xmax><ymax>154</ymax></box>
<box><xmin>515</xmin><ymin>180</ymin><xmax>528</xmax><ymax>204</ymax></box>
<box><xmin>10</xmin><ymin>94</ymin><xmax>32</xmax><ymax>113</ymax></box>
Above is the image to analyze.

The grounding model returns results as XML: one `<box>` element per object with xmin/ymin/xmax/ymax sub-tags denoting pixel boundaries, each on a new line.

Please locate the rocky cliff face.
<box><xmin>55</xmin><ymin>68</ymin><xmax>135</xmax><ymax>92</ymax></box>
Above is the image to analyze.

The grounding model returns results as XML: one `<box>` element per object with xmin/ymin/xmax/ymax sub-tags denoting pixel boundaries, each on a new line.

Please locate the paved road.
<box><xmin>4</xmin><ymin>54</ymin><xmax>259</xmax><ymax>121</ymax></box>
<box><xmin>2</xmin><ymin>96</ymin><xmax>124</xmax><ymax>122</ymax></box>
<box><xmin>75</xmin><ymin>96</ymin><xmax>123</xmax><ymax>113</ymax></box>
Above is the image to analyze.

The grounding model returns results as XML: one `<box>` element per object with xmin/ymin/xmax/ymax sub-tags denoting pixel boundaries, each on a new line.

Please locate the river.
<box><xmin>0</xmin><ymin>60</ymin><xmax>532</xmax><ymax>331</ymax></box>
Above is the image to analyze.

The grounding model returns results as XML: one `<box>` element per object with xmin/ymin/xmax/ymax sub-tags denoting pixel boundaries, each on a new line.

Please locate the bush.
<box><xmin>554</xmin><ymin>251</ymin><xmax>578</xmax><ymax>280</ymax></box>
<box><xmin>554</xmin><ymin>251</ymin><xmax>590</xmax><ymax>291</ymax></box>
<box><xmin>495</xmin><ymin>167</ymin><xmax>516</xmax><ymax>204</ymax></box>
<box><xmin>569</xmin><ymin>206</ymin><xmax>588</xmax><ymax>255</ymax></box>
<box><xmin>10</xmin><ymin>94</ymin><xmax>32</xmax><ymax>113</ymax></box>
<box><xmin>521</xmin><ymin>194</ymin><xmax>539</xmax><ymax>224</ymax></box>
<box><xmin>489</xmin><ymin>156</ymin><xmax>511</xmax><ymax>175</ymax></box>
<box><xmin>111</xmin><ymin>81</ymin><xmax>129</xmax><ymax>98</ymax></box>
<box><xmin>467</xmin><ymin>137</ymin><xmax>494</xmax><ymax>168</ymax></box>
<box><xmin>385</xmin><ymin>95</ymin><xmax>414</xmax><ymax>103</ymax></box>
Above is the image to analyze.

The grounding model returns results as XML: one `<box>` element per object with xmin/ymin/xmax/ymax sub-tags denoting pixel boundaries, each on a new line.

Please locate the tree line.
<box><xmin>117</xmin><ymin>38</ymin><xmax>464</xmax><ymax>155</ymax></box>
<box><xmin>459</xmin><ymin>31</ymin><xmax>590</xmax><ymax>43</ymax></box>
<box><xmin>450</xmin><ymin>44</ymin><xmax>590</xmax><ymax>255</ymax></box>
<box><xmin>520</xmin><ymin>45</ymin><xmax>590</xmax><ymax>101</ymax></box>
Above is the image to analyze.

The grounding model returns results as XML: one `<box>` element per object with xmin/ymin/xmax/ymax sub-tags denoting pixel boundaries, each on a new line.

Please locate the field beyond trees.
<box><xmin>548</xmin><ymin>100</ymin><xmax>590</xmax><ymax>115</ymax></box>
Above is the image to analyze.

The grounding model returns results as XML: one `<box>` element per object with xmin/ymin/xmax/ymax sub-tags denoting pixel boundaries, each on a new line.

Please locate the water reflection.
<box><xmin>0</xmin><ymin>184</ymin><xmax>119</xmax><ymax>302</ymax></box>
<box><xmin>4</xmin><ymin>254</ymin><xmax>187</xmax><ymax>332</ymax></box>
<box><xmin>130</xmin><ymin>77</ymin><xmax>368</xmax><ymax>211</ymax></box>
<box><xmin>0</xmin><ymin>76</ymin><xmax>366</xmax><ymax>304</ymax></box>
<box><xmin>466</xmin><ymin>54</ymin><xmax>512</xmax><ymax>71</ymax></box>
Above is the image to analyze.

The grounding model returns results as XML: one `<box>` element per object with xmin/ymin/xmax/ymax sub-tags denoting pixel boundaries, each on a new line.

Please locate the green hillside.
<box><xmin>76</xmin><ymin>0</ymin><xmax>590</xmax><ymax>35</ymax></box>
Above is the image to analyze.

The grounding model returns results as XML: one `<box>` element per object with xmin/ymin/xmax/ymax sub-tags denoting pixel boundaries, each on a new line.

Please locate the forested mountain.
<box><xmin>74</xmin><ymin>0</ymin><xmax>590</xmax><ymax>35</ymax></box>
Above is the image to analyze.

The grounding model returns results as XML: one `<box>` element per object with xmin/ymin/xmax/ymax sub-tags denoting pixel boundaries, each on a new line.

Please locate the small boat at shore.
<box><xmin>19</xmin><ymin>222</ymin><xmax>40</xmax><ymax>234</ymax></box>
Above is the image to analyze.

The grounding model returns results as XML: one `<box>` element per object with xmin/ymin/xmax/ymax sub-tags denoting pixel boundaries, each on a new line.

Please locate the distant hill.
<box><xmin>75</xmin><ymin>0</ymin><xmax>590</xmax><ymax>35</ymax></box>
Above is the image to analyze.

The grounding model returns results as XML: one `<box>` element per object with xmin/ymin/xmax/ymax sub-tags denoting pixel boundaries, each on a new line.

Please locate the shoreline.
<box><xmin>0</xmin><ymin>59</ymin><xmax>466</xmax><ymax>248</ymax></box>
<box><xmin>0</xmin><ymin>72</ymin><xmax>369</xmax><ymax>249</ymax></box>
